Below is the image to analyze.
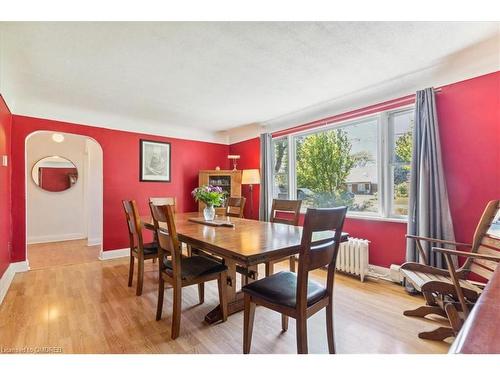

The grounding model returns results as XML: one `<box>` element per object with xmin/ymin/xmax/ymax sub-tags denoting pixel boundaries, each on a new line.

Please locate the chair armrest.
<box><xmin>406</xmin><ymin>234</ymin><xmax>472</xmax><ymax>248</ymax></box>
<box><xmin>432</xmin><ymin>247</ymin><xmax>500</xmax><ymax>263</ymax></box>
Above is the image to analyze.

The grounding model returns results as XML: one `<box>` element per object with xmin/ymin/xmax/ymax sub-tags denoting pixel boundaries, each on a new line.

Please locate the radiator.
<box><xmin>336</xmin><ymin>238</ymin><xmax>369</xmax><ymax>282</ymax></box>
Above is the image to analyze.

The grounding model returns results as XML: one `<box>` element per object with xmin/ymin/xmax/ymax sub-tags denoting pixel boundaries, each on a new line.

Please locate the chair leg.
<box><xmin>156</xmin><ymin>278</ymin><xmax>165</xmax><ymax>321</ymax></box>
<box><xmin>289</xmin><ymin>256</ymin><xmax>296</xmax><ymax>272</ymax></box>
<box><xmin>243</xmin><ymin>294</ymin><xmax>256</xmax><ymax>354</ymax></box>
<box><xmin>128</xmin><ymin>255</ymin><xmax>134</xmax><ymax>287</ymax></box>
<box><xmin>418</xmin><ymin>326</ymin><xmax>455</xmax><ymax>341</ymax></box>
<box><xmin>171</xmin><ymin>283</ymin><xmax>182</xmax><ymax>339</ymax></box>
<box><xmin>445</xmin><ymin>303</ymin><xmax>464</xmax><ymax>334</ymax></box>
<box><xmin>136</xmin><ymin>257</ymin><xmax>144</xmax><ymax>296</ymax></box>
<box><xmin>281</xmin><ymin>314</ymin><xmax>289</xmax><ymax>331</ymax></box>
<box><xmin>422</xmin><ymin>291</ymin><xmax>437</xmax><ymax>306</ymax></box>
<box><xmin>198</xmin><ymin>282</ymin><xmax>205</xmax><ymax>304</ymax></box>
<box><xmin>265</xmin><ymin>261</ymin><xmax>274</xmax><ymax>277</ymax></box>
<box><xmin>404</xmin><ymin>305</ymin><xmax>447</xmax><ymax>318</ymax></box>
<box><xmin>152</xmin><ymin>257</ymin><xmax>157</xmax><ymax>264</ymax></box>
<box><xmin>218</xmin><ymin>271</ymin><xmax>228</xmax><ymax>322</ymax></box>
<box><xmin>326</xmin><ymin>303</ymin><xmax>335</xmax><ymax>354</ymax></box>
<box><xmin>296</xmin><ymin>315</ymin><xmax>308</xmax><ymax>354</ymax></box>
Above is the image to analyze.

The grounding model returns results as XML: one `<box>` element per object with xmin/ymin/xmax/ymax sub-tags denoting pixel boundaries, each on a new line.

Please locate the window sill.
<box><xmin>346</xmin><ymin>214</ymin><xmax>408</xmax><ymax>224</ymax></box>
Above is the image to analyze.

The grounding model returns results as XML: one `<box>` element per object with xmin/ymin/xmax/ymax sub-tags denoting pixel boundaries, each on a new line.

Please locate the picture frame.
<box><xmin>139</xmin><ymin>139</ymin><xmax>171</xmax><ymax>182</ymax></box>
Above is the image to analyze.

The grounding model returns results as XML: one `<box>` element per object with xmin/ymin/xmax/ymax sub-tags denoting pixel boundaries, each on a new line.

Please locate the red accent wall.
<box><xmin>11</xmin><ymin>115</ymin><xmax>229</xmax><ymax>262</ymax></box>
<box><xmin>230</xmin><ymin>72</ymin><xmax>500</xmax><ymax>268</ymax></box>
<box><xmin>437</xmin><ymin>72</ymin><xmax>500</xmax><ymax>250</ymax></box>
<box><xmin>229</xmin><ymin>137</ymin><xmax>261</xmax><ymax>219</ymax></box>
<box><xmin>0</xmin><ymin>96</ymin><xmax>12</xmax><ymax>277</ymax></box>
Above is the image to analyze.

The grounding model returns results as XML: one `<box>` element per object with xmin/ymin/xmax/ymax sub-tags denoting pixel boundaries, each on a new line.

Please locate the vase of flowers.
<box><xmin>192</xmin><ymin>185</ymin><xmax>226</xmax><ymax>221</ymax></box>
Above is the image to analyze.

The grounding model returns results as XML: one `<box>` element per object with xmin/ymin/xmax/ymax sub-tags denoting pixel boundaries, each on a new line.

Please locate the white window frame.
<box><xmin>271</xmin><ymin>105</ymin><xmax>414</xmax><ymax>222</ymax></box>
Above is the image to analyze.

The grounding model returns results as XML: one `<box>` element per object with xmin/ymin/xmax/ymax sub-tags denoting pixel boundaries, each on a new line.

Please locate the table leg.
<box><xmin>204</xmin><ymin>261</ymin><xmax>257</xmax><ymax>324</ymax></box>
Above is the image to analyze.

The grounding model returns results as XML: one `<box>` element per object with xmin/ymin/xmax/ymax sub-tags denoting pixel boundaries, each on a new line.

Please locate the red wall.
<box><xmin>11</xmin><ymin>115</ymin><xmax>229</xmax><ymax>262</ymax></box>
<box><xmin>0</xmin><ymin>96</ymin><xmax>12</xmax><ymax>277</ymax></box>
<box><xmin>437</xmin><ymin>72</ymin><xmax>500</xmax><ymax>249</ymax></box>
<box><xmin>229</xmin><ymin>137</ymin><xmax>261</xmax><ymax>219</ymax></box>
<box><xmin>231</xmin><ymin>72</ymin><xmax>500</xmax><ymax>268</ymax></box>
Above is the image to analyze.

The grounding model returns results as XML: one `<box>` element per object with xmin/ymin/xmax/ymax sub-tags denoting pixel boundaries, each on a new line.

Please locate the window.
<box><xmin>389</xmin><ymin>109</ymin><xmax>414</xmax><ymax>217</ymax></box>
<box><xmin>271</xmin><ymin>107</ymin><xmax>414</xmax><ymax>219</ymax></box>
<box><xmin>272</xmin><ymin>137</ymin><xmax>289</xmax><ymax>200</ymax></box>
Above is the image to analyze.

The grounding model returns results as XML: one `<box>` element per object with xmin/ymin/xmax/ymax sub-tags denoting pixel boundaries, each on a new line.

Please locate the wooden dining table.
<box><xmin>142</xmin><ymin>212</ymin><xmax>348</xmax><ymax>324</ymax></box>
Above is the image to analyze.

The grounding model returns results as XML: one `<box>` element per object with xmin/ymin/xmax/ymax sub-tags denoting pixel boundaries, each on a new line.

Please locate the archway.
<box><xmin>25</xmin><ymin>131</ymin><xmax>103</xmax><ymax>269</ymax></box>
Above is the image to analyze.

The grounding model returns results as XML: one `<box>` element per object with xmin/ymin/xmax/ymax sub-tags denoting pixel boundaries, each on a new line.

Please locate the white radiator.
<box><xmin>336</xmin><ymin>238</ymin><xmax>369</xmax><ymax>282</ymax></box>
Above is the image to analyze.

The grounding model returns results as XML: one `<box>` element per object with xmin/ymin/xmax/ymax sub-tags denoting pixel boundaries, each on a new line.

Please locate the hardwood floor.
<box><xmin>27</xmin><ymin>239</ymin><xmax>101</xmax><ymax>270</ymax></box>
<box><xmin>0</xmin><ymin>254</ymin><xmax>451</xmax><ymax>354</ymax></box>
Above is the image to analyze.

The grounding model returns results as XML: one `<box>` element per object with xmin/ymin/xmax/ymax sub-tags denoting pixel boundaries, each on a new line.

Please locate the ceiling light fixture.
<box><xmin>52</xmin><ymin>133</ymin><xmax>65</xmax><ymax>143</ymax></box>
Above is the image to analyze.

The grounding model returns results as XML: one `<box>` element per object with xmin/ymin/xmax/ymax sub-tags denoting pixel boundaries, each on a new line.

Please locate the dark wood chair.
<box><xmin>265</xmin><ymin>199</ymin><xmax>302</xmax><ymax>276</ymax></box>
<box><xmin>122</xmin><ymin>200</ymin><xmax>159</xmax><ymax>296</ymax></box>
<box><xmin>401</xmin><ymin>200</ymin><xmax>500</xmax><ymax>340</ymax></box>
<box><xmin>149</xmin><ymin>202</ymin><xmax>229</xmax><ymax>339</ymax></box>
<box><xmin>149</xmin><ymin>197</ymin><xmax>176</xmax><ymax>210</ymax></box>
<box><xmin>242</xmin><ymin>206</ymin><xmax>348</xmax><ymax>354</ymax></box>
<box><xmin>225</xmin><ymin>196</ymin><xmax>246</xmax><ymax>218</ymax></box>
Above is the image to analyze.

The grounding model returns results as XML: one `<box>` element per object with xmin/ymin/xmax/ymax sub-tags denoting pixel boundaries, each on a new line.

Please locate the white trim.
<box><xmin>27</xmin><ymin>233</ymin><xmax>86</xmax><ymax>245</ymax></box>
<box><xmin>98</xmin><ymin>248</ymin><xmax>129</xmax><ymax>261</ymax></box>
<box><xmin>346</xmin><ymin>214</ymin><xmax>407</xmax><ymax>224</ymax></box>
<box><xmin>87</xmin><ymin>238</ymin><xmax>102</xmax><ymax>246</ymax></box>
<box><xmin>0</xmin><ymin>261</ymin><xmax>30</xmax><ymax>305</ymax></box>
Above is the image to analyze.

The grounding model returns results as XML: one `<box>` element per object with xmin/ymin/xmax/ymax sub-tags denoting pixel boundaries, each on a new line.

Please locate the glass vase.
<box><xmin>203</xmin><ymin>204</ymin><xmax>216</xmax><ymax>221</ymax></box>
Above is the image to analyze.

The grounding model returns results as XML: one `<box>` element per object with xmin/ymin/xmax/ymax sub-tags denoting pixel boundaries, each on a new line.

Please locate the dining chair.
<box><xmin>122</xmin><ymin>200</ymin><xmax>159</xmax><ymax>296</ymax></box>
<box><xmin>149</xmin><ymin>197</ymin><xmax>176</xmax><ymax>211</ymax></box>
<box><xmin>225</xmin><ymin>196</ymin><xmax>246</xmax><ymax>218</ymax></box>
<box><xmin>265</xmin><ymin>199</ymin><xmax>302</xmax><ymax>276</ymax></box>
<box><xmin>242</xmin><ymin>206</ymin><xmax>348</xmax><ymax>354</ymax></box>
<box><xmin>149</xmin><ymin>202</ymin><xmax>229</xmax><ymax>339</ymax></box>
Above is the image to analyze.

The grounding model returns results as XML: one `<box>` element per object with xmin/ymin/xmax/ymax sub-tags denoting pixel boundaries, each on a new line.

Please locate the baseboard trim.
<box><xmin>99</xmin><ymin>248</ymin><xmax>129</xmax><ymax>261</ymax></box>
<box><xmin>0</xmin><ymin>261</ymin><xmax>30</xmax><ymax>305</ymax></box>
<box><xmin>87</xmin><ymin>238</ymin><xmax>102</xmax><ymax>246</ymax></box>
<box><xmin>367</xmin><ymin>264</ymin><xmax>394</xmax><ymax>282</ymax></box>
<box><xmin>27</xmin><ymin>233</ymin><xmax>86</xmax><ymax>245</ymax></box>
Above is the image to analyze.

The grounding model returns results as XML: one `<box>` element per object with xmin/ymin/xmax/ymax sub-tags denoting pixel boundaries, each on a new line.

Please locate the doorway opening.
<box><xmin>25</xmin><ymin>131</ymin><xmax>103</xmax><ymax>269</ymax></box>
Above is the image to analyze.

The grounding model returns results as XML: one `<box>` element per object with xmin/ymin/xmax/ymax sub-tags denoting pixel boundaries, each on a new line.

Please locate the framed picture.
<box><xmin>139</xmin><ymin>139</ymin><xmax>171</xmax><ymax>182</ymax></box>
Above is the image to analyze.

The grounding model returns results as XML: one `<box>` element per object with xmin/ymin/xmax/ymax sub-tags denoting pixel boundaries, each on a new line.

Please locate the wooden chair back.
<box><xmin>226</xmin><ymin>196</ymin><xmax>246</xmax><ymax>218</ymax></box>
<box><xmin>296</xmin><ymin>207</ymin><xmax>347</xmax><ymax>309</ymax></box>
<box><xmin>151</xmin><ymin>204</ymin><xmax>182</xmax><ymax>277</ymax></box>
<box><xmin>122</xmin><ymin>200</ymin><xmax>144</xmax><ymax>251</ymax></box>
<box><xmin>466</xmin><ymin>200</ymin><xmax>500</xmax><ymax>281</ymax></box>
<box><xmin>270</xmin><ymin>199</ymin><xmax>302</xmax><ymax>226</ymax></box>
<box><xmin>149</xmin><ymin>197</ymin><xmax>176</xmax><ymax>212</ymax></box>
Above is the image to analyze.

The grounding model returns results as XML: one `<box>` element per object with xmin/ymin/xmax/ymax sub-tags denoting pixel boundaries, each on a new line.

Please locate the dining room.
<box><xmin>0</xmin><ymin>3</ymin><xmax>499</xmax><ymax>372</ymax></box>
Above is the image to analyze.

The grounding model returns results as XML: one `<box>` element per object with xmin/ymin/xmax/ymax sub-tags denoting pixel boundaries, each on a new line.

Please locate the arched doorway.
<box><xmin>25</xmin><ymin>131</ymin><xmax>103</xmax><ymax>269</ymax></box>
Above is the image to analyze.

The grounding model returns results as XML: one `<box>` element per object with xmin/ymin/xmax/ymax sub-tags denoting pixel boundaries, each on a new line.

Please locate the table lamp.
<box><xmin>242</xmin><ymin>169</ymin><xmax>260</xmax><ymax>219</ymax></box>
<box><xmin>227</xmin><ymin>155</ymin><xmax>240</xmax><ymax>170</ymax></box>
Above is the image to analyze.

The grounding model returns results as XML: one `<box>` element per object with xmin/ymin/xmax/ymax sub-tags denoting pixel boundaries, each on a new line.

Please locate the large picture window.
<box><xmin>272</xmin><ymin>107</ymin><xmax>414</xmax><ymax>219</ymax></box>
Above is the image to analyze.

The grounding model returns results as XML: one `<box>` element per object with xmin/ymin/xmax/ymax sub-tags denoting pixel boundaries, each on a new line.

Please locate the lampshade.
<box><xmin>242</xmin><ymin>169</ymin><xmax>260</xmax><ymax>185</ymax></box>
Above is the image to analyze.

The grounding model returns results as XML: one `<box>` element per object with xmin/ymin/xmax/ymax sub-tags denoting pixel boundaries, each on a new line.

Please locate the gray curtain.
<box><xmin>406</xmin><ymin>88</ymin><xmax>456</xmax><ymax>269</ymax></box>
<box><xmin>259</xmin><ymin>133</ymin><xmax>273</xmax><ymax>221</ymax></box>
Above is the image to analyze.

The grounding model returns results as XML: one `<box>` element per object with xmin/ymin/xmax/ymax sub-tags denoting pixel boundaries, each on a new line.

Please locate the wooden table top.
<box><xmin>142</xmin><ymin>212</ymin><xmax>348</xmax><ymax>266</ymax></box>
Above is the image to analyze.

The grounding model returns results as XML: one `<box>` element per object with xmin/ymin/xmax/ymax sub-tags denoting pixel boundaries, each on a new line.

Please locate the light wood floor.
<box><xmin>1</xmin><ymin>244</ymin><xmax>451</xmax><ymax>354</ymax></box>
<box><xmin>27</xmin><ymin>239</ymin><xmax>101</xmax><ymax>270</ymax></box>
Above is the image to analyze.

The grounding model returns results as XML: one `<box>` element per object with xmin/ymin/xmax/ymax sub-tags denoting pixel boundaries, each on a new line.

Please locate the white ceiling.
<box><xmin>0</xmin><ymin>22</ymin><xmax>498</xmax><ymax>143</ymax></box>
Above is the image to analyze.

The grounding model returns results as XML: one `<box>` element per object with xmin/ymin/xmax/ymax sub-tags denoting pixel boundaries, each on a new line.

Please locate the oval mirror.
<box><xmin>31</xmin><ymin>156</ymin><xmax>78</xmax><ymax>192</ymax></box>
